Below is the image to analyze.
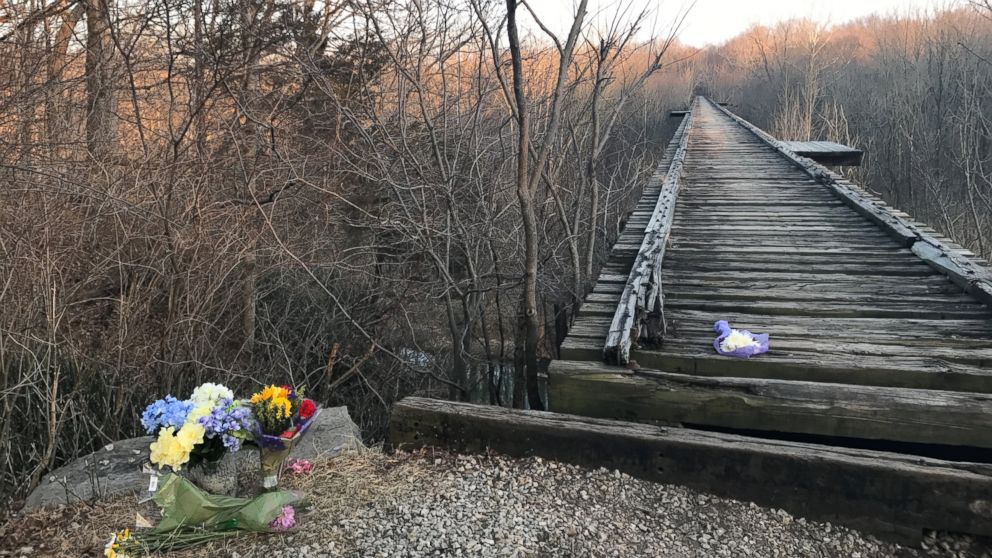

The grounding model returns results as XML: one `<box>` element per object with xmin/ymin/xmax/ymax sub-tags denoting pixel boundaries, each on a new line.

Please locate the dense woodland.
<box><xmin>1</xmin><ymin>0</ymin><xmax>990</xmax><ymax>506</ymax></box>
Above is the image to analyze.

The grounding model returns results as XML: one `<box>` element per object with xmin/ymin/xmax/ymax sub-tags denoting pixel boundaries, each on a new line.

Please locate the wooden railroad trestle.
<box><xmin>391</xmin><ymin>97</ymin><xmax>992</xmax><ymax>542</ymax></box>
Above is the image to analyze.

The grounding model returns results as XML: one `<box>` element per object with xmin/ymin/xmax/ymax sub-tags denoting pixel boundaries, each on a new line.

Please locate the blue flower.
<box><xmin>140</xmin><ymin>396</ymin><xmax>193</xmax><ymax>434</ymax></box>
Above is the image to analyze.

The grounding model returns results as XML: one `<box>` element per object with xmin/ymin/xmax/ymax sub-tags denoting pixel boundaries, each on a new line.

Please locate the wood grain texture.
<box><xmin>547</xmin><ymin>360</ymin><xmax>992</xmax><ymax>447</ymax></box>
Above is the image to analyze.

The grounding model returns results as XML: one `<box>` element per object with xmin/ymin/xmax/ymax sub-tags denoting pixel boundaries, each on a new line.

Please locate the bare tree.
<box><xmin>0</xmin><ymin>0</ymin><xmax>693</xmax><ymax>504</ymax></box>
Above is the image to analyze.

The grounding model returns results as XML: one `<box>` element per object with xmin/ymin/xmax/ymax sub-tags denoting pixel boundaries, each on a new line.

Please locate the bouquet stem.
<box><xmin>259</xmin><ymin>446</ymin><xmax>292</xmax><ymax>490</ymax></box>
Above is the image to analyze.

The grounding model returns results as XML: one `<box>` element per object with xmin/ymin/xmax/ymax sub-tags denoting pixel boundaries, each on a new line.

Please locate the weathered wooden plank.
<box><xmin>659</xmin><ymin>270</ymin><xmax>957</xmax><ymax>284</ymax></box>
<box><xmin>780</xmin><ymin>140</ymin><xmax>863</xmax><ymax>166</ymax></box>
<box><xmin>665</xmin><ymin>311</ymin><xmax>992</xmax><ymax>336</ymax></box>
<box><xmin>390</xmin><ymin>397</ymin><xmax>992</xmax><ymax>541</ymax></box>
<box><xmin>664</xmin><ymin>255</ymin><xmax>933</xmax><ymax>268</ymax></box>
<box><xmin>660</xmin><ymin>262</ymin><xmax>936</xmax><ymax>277</ymax></box>
<box><xmin>664</xmin><ymin>287</ymin><xmax>974</xmax><ymax>303</ymax></box>
<box><xmin>673</xmin><ymin>215</ymin><xmax>877</xmax><ymax>224</ymax></box>
<box><xmin>674</xmin><ymin>229</ymin><xmax>898</xmax><ymax>240</ymax></box>
<box><xmin>569</xmin><ymin>317</ymin><xmax>992</xmax><ymax>349</ymax></box>
<box><xmin>626</xmin><ymin>350</ymin><xmax>992</xmax><ymax>393</ymax></box>
<box><xmin>659</xmin><ymin>337</ymin><xmax>992</xmax><ymax>365</ymax></box>
<box><xmin>664</xmin><ymin>298</ymin><xmax>989</xmax><ymax>319</ymax></box>
<box><xmin>666</xmin><ymin>245</ymin><xmax>911</xmax><ymax>255</ymax></box>
<box><xmin>663</xmin><ymin>277</ymin><xmax>963</xmax><ymax>292</ymax></box>
<box><xmin>675</xmin><ymin>200</ymin><xmax>843</xmax><ymax>207</ymax></box>
<box><xmin>548</xmin><ymin>360</ymin><xmax>992</xmax><ymax>447</ymax></box>
<box><xmin>603</xmin><ymin>101</ymin><xmax>695</xmax><ymax>364</ymax></box>
<box><xmin>560</xmin><ymin>334</ymin><xmax>992</xmax><ymax>366</ymax></box>
<box><xmin>913</xmin><ymin>240</ymin><xmax>992</xmax><ymax>307</ymax></box>
<box><xmin>667</xmin><ymin>240</ymin><xmax>911</xmax><ymax>250</ymax></box>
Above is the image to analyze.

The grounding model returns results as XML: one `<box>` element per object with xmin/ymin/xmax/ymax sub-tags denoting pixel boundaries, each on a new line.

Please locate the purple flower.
<box><xmin>197</xmin><ymin>399</ymin><xmax>255</xmax><ymax>452</ymax></box>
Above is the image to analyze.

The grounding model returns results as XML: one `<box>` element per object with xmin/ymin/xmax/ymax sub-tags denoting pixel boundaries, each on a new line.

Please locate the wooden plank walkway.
<box><xmin>556</xmin><ymin>96</ymin><xmax>992</xmax><ymax>447</ymax></box>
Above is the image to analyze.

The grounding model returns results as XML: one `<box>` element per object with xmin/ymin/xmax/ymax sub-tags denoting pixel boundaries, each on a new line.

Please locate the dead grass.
<box><xmin>0</xmin><ymin>448</ymin><xmax>427</xmax><ymax>558</ymax></box>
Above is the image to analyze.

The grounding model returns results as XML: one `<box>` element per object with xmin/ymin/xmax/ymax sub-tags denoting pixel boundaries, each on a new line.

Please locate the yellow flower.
<box><xmin>251</xmin><ymin>385</ymin><xmax>290</xmax><ymax>404</ymax></box>
<box><xmin>104</xmin><ymin>529</ymin><xmax>130</xmax><ymax>558</ymax></box>
<box><xmin>177</xmin><ymin>422</ymin><xmax>205</xmax><ymax>449</ymax></box>
<box><xmin>272</xmin><ymin>396</ymin><xmax>291</xmax><ymax>418</ymax></box>
<box><xmin>149</xmin><ymin>423</ymin><xmax>205</xmax><ymax>471</ymax></box>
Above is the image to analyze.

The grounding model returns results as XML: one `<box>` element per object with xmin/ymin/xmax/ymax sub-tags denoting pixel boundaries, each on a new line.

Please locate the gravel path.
<box><xmin>2</xmin><ymin>449</ymin><xmax>989</xmax><ymax>557</ymax></box>
<box><xmin>254</xmin><ymin>450</ymin><xmax>988</xmax><ymax>558</ymax></box>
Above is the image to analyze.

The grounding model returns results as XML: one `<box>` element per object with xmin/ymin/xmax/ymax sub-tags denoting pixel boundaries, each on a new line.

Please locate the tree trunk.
<box><xmin>505</xmin><ymin>0</ymin><xmax>543</xmax><ymax>410</ymax></box>
<box><xmin>46</xmin><ymin>3</ymin><xmax>84</xmax><ymax>156</ymax></box>
<box><xmin>242</xmin><ymin>246</ymin><xmax>256</xmax><ymax>354</ymax></box>
<box><xmin>85</xmin><ymin>0</ymin><xmax>117</xmax><ymax>159</ymax></box>
<box><xmin>16</xmin><ymin>20</ymin><xmax>36</xmax><ymax>164</ymax></box>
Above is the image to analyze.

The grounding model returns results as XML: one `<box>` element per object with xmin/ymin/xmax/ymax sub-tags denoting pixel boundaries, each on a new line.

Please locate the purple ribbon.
<box><xmin>253</xmin><ymin>408</ymin><xmax>321</xmax><ymax>450</ymax></box>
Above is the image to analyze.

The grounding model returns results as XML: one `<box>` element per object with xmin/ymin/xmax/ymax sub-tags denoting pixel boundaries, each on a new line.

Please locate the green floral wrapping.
<box><xmin>152</xmin><ymin>473</ymin><xmax>304</xmax><ymax>533</ymax></box>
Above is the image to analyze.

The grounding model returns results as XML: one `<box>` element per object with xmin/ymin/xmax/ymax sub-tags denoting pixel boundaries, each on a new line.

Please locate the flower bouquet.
<box><xmin>249</xmin><ymin>385</ymin><xmax>320</xmax><ymax>490</ymax></box>
<box><xmin>141</xmin><ymin>383</ymin><xmax>253</xmax><ymax>494</ymax></box>
<box><xmin>104</xmin><ymin>473</ymin><xmax>305</xmax><ymax>557</ymax></box>
<box><xmin>141</xmin><ymin>382</ymin><xmax>320</xmax><ymax>493</ymax></box>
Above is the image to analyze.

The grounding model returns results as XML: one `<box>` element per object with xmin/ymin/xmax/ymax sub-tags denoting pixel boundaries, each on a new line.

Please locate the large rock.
<box><xmin>23</xmin><ymin>406</ymin><xmax>362</xmax><ymax>510</ymax></box>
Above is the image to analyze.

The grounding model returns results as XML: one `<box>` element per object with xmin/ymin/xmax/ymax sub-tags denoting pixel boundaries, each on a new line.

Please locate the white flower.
<box><xmin>720</xmin><ymin>329</ymin><xmax>760</xmax><ymax>352</ymax></box>
<box><xmin>189</xmin><ymin>382</ymin><xmax>234</xmax><ymax>408</ymax></box>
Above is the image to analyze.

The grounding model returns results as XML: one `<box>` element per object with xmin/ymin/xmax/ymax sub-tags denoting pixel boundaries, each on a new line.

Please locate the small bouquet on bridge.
<box><xmin>713</xmin><ymin>320</ymin><xmax>769</xmax><ymax>358</ymax></box>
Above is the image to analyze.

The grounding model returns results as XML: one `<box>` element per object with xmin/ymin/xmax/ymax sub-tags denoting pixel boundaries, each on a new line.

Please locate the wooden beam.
<box><xmin>604</xmin><ymin>100</ymin><xmax>696</xmax><ymax>364</ymax></box>
<box><xmin>390</xmin><ymin>397</ymin><xmax>992</xmax><ymax>541</ymax></box>
<box><xmin>547</xmin><ymin>360</ymin><xmax>992</xmax><ymax>448</ymax></box>
<box><xmin>669</xmin><ymin>110</ymin><xmax>689</xmax><ymax>118</ymax></box>
<box><xmin>566</xmin><ymin>335</ymin><xmax>992</xmax><ymax>392</ymax></box>
<box><xmin>705</xmin><ymin>97</ymin><xmax>992</xmax><ymax>308</ymax></box>
<box><xmin>780</xmin><ymin>140</ymin><xmax>863</xmax><ymax>166</ymax></box>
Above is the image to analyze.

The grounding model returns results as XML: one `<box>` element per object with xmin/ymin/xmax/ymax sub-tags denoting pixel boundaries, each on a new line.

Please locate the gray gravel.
<box><xmin>253</xmin><ymin>450</ymin><xmax>991</xmax><ymax>558</ymax></box>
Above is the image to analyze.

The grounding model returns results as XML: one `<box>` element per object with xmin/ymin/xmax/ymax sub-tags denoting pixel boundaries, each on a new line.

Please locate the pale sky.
<box><xmin>529</xmin><ymin>0</ymin><xmax>954</xmax><ymax>47</ymax></box>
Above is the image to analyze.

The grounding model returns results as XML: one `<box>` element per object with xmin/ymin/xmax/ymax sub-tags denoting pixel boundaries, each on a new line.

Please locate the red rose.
<box><xmin>280</xmin><ymin>427</ymin><xmax>297</xmax><ymax>439</ymax></box>
<box><xmin>300</xmin><ymin>399</ymin><xmax>317</xmax><ymax>421</ymax></box>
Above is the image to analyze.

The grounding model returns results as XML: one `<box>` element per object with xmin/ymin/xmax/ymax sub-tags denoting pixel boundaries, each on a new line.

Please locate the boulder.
<box><xmin>22</xmin><ymin>406</ymin><xmax>362</xmax><ymax>510</ymax></box>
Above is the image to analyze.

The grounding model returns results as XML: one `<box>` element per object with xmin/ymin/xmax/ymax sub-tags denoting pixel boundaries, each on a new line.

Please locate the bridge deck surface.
<box><xmin>556</xmin><ymin>100</ymin><xmax>992</xmax><ymax>440</ymax></box>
